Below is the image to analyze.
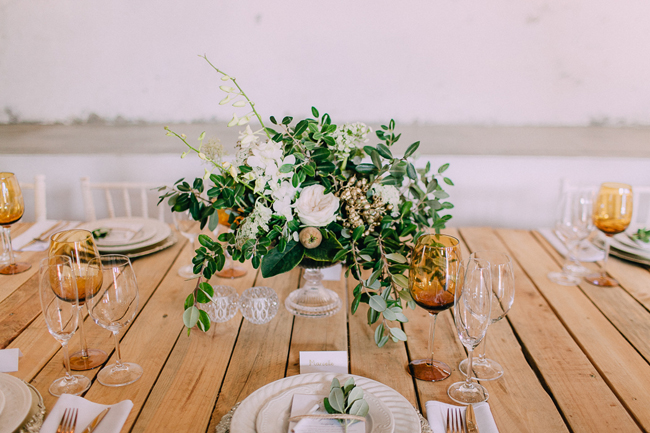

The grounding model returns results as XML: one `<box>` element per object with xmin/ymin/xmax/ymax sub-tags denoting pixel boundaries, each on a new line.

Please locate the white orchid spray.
<box><xmin>160</xmin><ymin>56</ymin><xmax>454</xmax><ymax>346</ymax></box>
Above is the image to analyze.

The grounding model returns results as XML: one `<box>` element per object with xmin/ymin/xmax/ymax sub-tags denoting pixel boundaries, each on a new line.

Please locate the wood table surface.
<box><xmin>3</xmin><ymin>224</ymin><xmax>650</xmax><ymax>433</ymax></box>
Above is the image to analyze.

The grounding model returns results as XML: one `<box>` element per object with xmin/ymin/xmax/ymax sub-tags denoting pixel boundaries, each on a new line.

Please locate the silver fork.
<box><xmin>21</xmin><ymin>221</ymin><xmax>66</xmax><ymax>249</ymax></box>
<box><xmin>445</xmin><ymin>407</ymin><xmax>465</xmax><ymax>433</ymax></box>
<box><xmin>56</xmin><ymin>408</ymin><xmax>78</xmax><ymax>433</ymax></box>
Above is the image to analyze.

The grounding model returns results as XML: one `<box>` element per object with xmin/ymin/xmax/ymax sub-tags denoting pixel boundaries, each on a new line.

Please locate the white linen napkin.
<box><xmin>289</xmin><ymin>394</ymin><xmax>364</xmax><ymax>433</ymax></box>
<box><xmin>0</xmin><ymin>348</ymin><xmax>22</xmax><ymax>372</ymax></box>
<box><xmin>12</xmin><ymin>220</ymin><xmax>80</xmax><ymax>251</ymax></box>
<box><xmin>538</xmin><ymin>228</ymin><xmax>604</xmax><ymax>262</ymax></box>
<box><xmin>40</xmin><ymin>394</ymin><xmax>133</xmax><ymax>433</ymax></box>
<box><xmin>426</xmin><ymin>401</ymin><xmax>499</xmax><ymax>433</ymax></box>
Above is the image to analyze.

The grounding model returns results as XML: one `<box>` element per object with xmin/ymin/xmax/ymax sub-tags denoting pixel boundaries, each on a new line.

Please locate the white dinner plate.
<box><xmin>256</xmin><ymin>383</ymin><xmax>394</xmax><ymax>433</ymax></box>
<box><xmin>77</xmin><ymin>218</ymin><xmax>171</xmax><ymax>253</ymax></box>
<box><xmin>231</xmin><ymin>373</ymin><xmax>420</xmax><ymax>433</ymax></box>
<box><xmin>0</xmin><ymin>389</ymin><xmax>5</xmax><ymax>417</ymax></box>
<box><xmin>614</xmin><ymin>233</ymin><xmax>650</xmax><ymax>252</ymax></box>
<box><xmin>0</xmin><ymin>373</ymin><xmax>32</xmax><ymax>433</ymax></box>
<box><xmin>94</xmin><ymin>221</ymin><xmax>157</xmax><ymax>247</ymax></box>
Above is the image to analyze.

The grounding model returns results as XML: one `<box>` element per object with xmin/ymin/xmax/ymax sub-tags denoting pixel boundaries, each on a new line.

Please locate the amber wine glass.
<box><xmin>49</xmin><ymin>229</ymin><xmax>108</xmax><ymax>370</ymax></box>
<box><xmin>214</xmin><ymin>208</ymin><xmax>247</xmax><ymax>279</ymax></box>
<box><xmin>585</xmin><ymin>183</ymin><xmax>633</xmax><ymax>287</ymax></box>
<box><xmin>0</xmin><ymin>172</ymin><xmax>31</xmax><ymax>275</ymax></box>
<box><xmin>408</xmin><ymin>234</ymin><xmax>462</xmax><ymax>381</ymax></box>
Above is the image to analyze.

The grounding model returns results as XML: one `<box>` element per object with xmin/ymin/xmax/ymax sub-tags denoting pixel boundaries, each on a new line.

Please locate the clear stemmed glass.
<box><xmin>448</xmin><ymin>257</ymin><xmax>492</xmax><ymax>404</ymax></box>
<box><xmin>585</xmin><ymin>183</ymin><xmax>633</xmax><ymax>287</ymax></box>
<box><xmin>0</xmin><ymin>172</ymin><xmax>31</xmax><ymax>274</ymax></box>
<box><xmin>85</xmin><ymin>255</ymin><xmax>143</xmax><ymax>386</ymax></box>
<box><xmin>214</xmin><ymin>209</ymin><xmax>247</xmax><ymax>279</ymax></box>
<box><xmin>408</xmin><ymin>234</ymin><xmax>462</xmax><ymax>381</ymax></box>
<box><xmin>172</xmin><ymin>210</ymin><xmax>202</xmax><ymax>278</ymax></box>
<box><xmin>459</xmin><ymin>251</ymin><xmax>514</xmax><ymax>380</ymax></box>
<box><xmin>548</xmin><ymin>190</ymin><xmax>595</xmax><ymax>285</ymax></box>
<box><xmin>49</xmin><ymin>229</ymin><xmax>108</xmax><ymax>370</ymax></box>
<box><xmin>39</xmin><ymin>255</ymin><xmax>91</xmax><ymax>396</ymax></box>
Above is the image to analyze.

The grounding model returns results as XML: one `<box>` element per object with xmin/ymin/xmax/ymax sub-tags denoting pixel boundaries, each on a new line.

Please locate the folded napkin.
<box><xmin>289</xmin><ymin>394</ymin><xmax>364</xmax><ymax>433</ymax></box>
<box><xmin>12</xmin><ymin>220</ymin><xmax>80</xmax><ymax>251</ymax></box>
<box><xmin>40</xmin><ymin>394</ymin><xmax>133</xmax><ymax>433</ymax></box>
<box><xmin>0</xmin><ymin>348</ymin><xmax>22</xmax><ymax>372</ymax></box>
<box><xmin>426</xmin><ymin>401</ymin><xmax>498</xmax><ymax>433</ymax></box>
<box><xmin>538</xmin><ymin>228</ymin><xmax>604</xmax><ymax>262</ymax></box>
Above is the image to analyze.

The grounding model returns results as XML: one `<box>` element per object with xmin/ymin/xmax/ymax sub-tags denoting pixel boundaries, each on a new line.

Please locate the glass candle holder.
<box><xmin>199</xmin><ymin>285</ymin><xmax>239</xmax><ymax>323</ymax></box>
<box><xmin>239</xmin><ymin>286</ymin><xmax>279</xmax><ymax>325</ymax></box>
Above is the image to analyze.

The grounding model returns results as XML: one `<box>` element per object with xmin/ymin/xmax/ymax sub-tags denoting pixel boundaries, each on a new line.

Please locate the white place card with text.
<box><xmin>300</xmin><ymin>351</ymin><xmax>347</xmax><ymax>374</ymax></box>
<box><xmin>0</xmin><ymin>348</ymin><xmax>23</xmax><ymax>372</ymax></box>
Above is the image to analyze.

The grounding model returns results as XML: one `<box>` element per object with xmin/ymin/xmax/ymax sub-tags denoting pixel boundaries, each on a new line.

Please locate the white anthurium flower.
<box><xmin>237</xmin><ymin>115</ymin><xmax>251</xmax><ymax>126</ymax></box>
<box><xmin>232</xmin><ymin>100</ymin><xmax>247</xmax><ymax>108</ymax></box>
<box><xmin>238</xmin><ymin>125</ymin><xmax>260</xmax><ymax>148</ymax></box>
<box><xmin>248</xmin><ymin>140</ymin><xmax>283</xmax><ymax>170</ymax></box>
<box><xmin>295</xmin><ymin>184</ymin><xmax>340</xmax><ymax>227</ymax></box>
<box><xmin>271</xmin><ymin>181</ymin><xmax>299</xmax><ymax>221</ymax></box>
<box><xmin>228</xmin><ymin>114</ymin><xmax>239</xmax><ymax>127</ymax></box>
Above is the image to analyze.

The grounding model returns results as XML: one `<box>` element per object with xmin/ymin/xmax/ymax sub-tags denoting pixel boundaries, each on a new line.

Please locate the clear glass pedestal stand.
<box><xmin>284</xmin><ymin>266</ymin><xmax>342</xmax><ymax>318</ymax></box>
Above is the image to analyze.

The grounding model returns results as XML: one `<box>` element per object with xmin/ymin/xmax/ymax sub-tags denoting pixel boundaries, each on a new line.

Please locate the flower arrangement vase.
<box><xmin>284</xmin><ymin>264</ymin><xmax>342</xmax><ymax>318</ymax></box>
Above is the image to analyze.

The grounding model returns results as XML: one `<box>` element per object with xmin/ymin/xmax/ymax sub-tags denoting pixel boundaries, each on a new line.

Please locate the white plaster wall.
<box><xmin>4</xmin><ymin>153</ymin><xmax>650</xmax><ymax>229</ymax></box>
<box><xmin>1</xmin><ymin>0</ymin><xmax>650</xmax><ymax>126</ymax></box>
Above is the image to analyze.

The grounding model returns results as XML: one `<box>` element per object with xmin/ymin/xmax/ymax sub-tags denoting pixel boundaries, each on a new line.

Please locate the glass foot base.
<box><xmin>178</xmin><ymin>264</ymin><xmax>196</xmax><ymax>279</ymax></box>
<box><xmin>0</xmin><ymin>262</ymin><xmax>31</xmax><ymax>275</ymax></box>
<box><xmin>215</xmin><ymin>265</ymin><xmax>247</xmax><ymax>279</ymax></box>
<box><xmin>459</xmin><ymin>357</ymin><xmax>503</xmax><ymax>381</ymax></box>
<box><xmin>285</xmin><ymin>287</ymin><xmax>342</xmax><ymax>317</ymax></box>
<box><xmin>69</xmin><ymin>349</ymin><xmax>108</xmax><ymax>371</ymax></box>
<box><xmin>49</xmin><ymin>375</ymin><xmax>91</xmax><ymax>397</ymax></box>
<box><xmin>98</xmin><ymin>362</ymin><xmax>143</xmax><ymax>387</ymax></box>
<box><xmin>548</xmin><ymin>271</ymin><xmax>580</xmax><ymax>286</ymax></box>
<box><xmin>585</xmin><ymin>273</ymin><xmax>618</xmax><ymax>287</ymax></box>
<box><xmin>448</xmin><ymin>381</ymin><xmax>489</xmax><ymax>404</ymax></box>
<box><xmin>565</xmin><ymin>262</ymin><xmax>591</xmax><ymax>277</ymax></box>
<box><xmin>408</xmin><ymin>359</ymin><xmax>451</xmax><ymax>381</ymax></box>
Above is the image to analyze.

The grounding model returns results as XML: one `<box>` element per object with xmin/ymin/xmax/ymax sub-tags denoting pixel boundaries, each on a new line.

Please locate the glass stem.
<box><xmin>601</xmin><ymin>235</ymin><xmax>611</xmax><ymax>278</ymax></box>
<box><xmin>428</xmin><ymin>313</ymin><xmax>438</xmax><ymax>363</ymax></box>
<box><xmin>77</xmin><ymin>306</ymin><xmax>89</xmax><ymax>357</ymax></box>
<box><xmin>465</xmin><ymin>348</ymin><xmax>475</xmax><ymax>387</ymax></box>
<box><xmin>62</xmin><ymin>342</ymin><xmax>74</xmax><ymax>380</ymax></box>
<box><xmin>4</xmin><ymin>226</ymin><xmax>17</xmax><ymax>266</ymax></box>
<box><xmin>477</xmin><ymin>331</ymin><xmax>488</xmax><ymax>362</ymax></box>
<box><xmin>113</xmin><ymin>331</ymin><xmax>123</xmax><ymax>368</ymax></box>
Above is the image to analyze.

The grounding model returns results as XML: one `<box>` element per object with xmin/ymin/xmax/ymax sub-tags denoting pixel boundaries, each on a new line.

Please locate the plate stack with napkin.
<box><xmin>0</xmin><ymin>373</ymin><xmax>45</xmax><ymax>433</ymax></box>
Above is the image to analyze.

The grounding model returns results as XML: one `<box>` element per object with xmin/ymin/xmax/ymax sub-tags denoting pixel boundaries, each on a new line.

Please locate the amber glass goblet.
<box><xmin>49</xmin><ymin>229</ymin><xmax>108</xmax><ymax>370</ymax></box>
<box><xmin>585</xmin><ymin>183</ymin><xmax>633</xmax><ymax>287</ymax></box>
<box><xmin>408</xmin><ymin>234</ymin><xmax>462</xmax><ymax>381</ymax></box>
<box><xmin>0</xmin><ymin>172</ymin><xmax>31</xmax><ymax>275</ymax></box>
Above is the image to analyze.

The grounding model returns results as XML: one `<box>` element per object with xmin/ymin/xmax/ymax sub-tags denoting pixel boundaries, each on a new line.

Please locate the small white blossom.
<box><xmin>372</xmin><ymin>184</ymin><xmax>401</xmax><ymax>217</ymax></box>
<box><xmin>235</xmin><ymin>201</ymin><xmax>273</xmax><ymax>248</ymax></box>
<box><xmin>330</xmin><ymin>122</ymin><xmax>372</xmax><ymax>158</ymax></box>
<box><xmin>271</xmin><ymin>181</ymin><xmax>299</xmax><ymax>221</ymax></box>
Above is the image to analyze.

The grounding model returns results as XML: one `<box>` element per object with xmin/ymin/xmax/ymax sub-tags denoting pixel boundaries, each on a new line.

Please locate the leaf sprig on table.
<box><xmin>324</xmin><ymin>377</ymin><xmax>369</xmax><ymax>431</ymax></box>
<box><xmin>160</xmin><ymin>55</ymin><xmax>454</xmax><ymax>346</ymax></box>
<box><xmin>631</xmin><ymin>228</ymin><xmax>650</xmax><ymax>243</ymax></box>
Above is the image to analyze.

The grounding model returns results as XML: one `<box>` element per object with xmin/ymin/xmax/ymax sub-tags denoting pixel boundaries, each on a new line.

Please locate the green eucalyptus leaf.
<box><xmin>391</xmin><ymin>274</ymin><xmax>409</xmax><ymax>288</ymax></box>
<box><xmin>389</xmin><ymin>327</ymin><xmax>408</xmax><ymax>341</ymax></box>
<box><xmin>404</xmin><ymin>141</ymin><xmax>420</xmax><ymax>158</ymax></box>
<box><xmin>369</xmin><ymin>295</ymin><xmax>387</xmax><ymax>312</ymax></box>
<box><xmin>438</xmin><ymin>163</ymin><xmax>450</xmax><ymax>173</ymax></box>
<box><xmin>347</xmin><ymin>387</ymin><xmax>364</xmax><ymax>405</ymax></box>
<box><xmin>183</xmin><ymin>306</ymin><xmax>200</xmax><ymax>329</ymax></box>
<box><xmin>350</xmin><ymin>399</ymin><xmax>369</xmax><ymax>417</ymax></box>
<box><xmin>329</xmin><ymin>387</ymin><xmax>345</xmax><ymax>413</ymax></box>
<box><xmin>385</xmin><ymin>253</ymin><xmax>407</xmax><ymax>263</ymax></box>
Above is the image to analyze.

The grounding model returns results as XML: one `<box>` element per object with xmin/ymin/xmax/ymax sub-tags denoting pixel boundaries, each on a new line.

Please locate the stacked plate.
<box><xmin>77</xmin><ymin>217</ymin><xmax>176</xmax><ymax>258</ymax></box>
<box><xmin>0</xmin><ymin>373</ymin><xmax>44</xmax><ymax>433</ymax></box>
<box><xmin>595</xmin><ymin>226</ymin><xmax>650</xmax><ymax>266</ymax></box>
<box><xmin>230</xmin><ymin>372</ymin><xmax>421</xmax><ymax>433</ymax></box>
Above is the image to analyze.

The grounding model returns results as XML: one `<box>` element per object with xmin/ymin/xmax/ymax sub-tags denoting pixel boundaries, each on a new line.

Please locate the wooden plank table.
<box><xmin>3</xmin><ymin>224</ymin><xmax>650</xmax><ymax>432</ymax></box>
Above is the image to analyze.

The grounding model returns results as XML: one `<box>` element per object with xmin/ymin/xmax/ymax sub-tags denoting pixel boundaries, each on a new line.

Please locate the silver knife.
<box><xmin>466</xmin><ymin>404</ymin><xmax>479</xmax><ymax>433</ymax></box>
<box><xmin>81</xmin><ymin>407</ymin><xmax>111</xmax><ymax>433</ymax></box>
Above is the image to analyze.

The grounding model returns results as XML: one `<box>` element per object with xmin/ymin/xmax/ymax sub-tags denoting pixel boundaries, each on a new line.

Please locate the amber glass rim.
<box><xmin>416</xmin><ymin>233</ymin><xmax>459</xmax><ymax>248</ymax></box>
<box><xmin>600</xmin><ymin>182</ymin><xmax>632</xmax><ymax>190</ymax></box>
<box><xmin>50</xmin><ymin>229</ymin><xmax>94</xmax><ymax>243</ymax></box>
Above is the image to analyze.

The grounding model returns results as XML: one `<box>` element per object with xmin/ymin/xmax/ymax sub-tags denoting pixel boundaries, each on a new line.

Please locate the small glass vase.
<box><xmin>284</xmin><ymin>259</ymin><xmax>342</xmax><ymax>318</ymax></box>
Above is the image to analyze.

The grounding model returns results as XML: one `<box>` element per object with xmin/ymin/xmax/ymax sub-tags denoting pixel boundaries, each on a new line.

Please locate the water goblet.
<box><xmin>448</xmin><ymin>257</ymin><xmax>492</xmax><ymax>404</ymax></box>
<box><xmin>49</xmin><ymin>229</ymin><xmax>108</xmax><ymax>370</ymax></box>
<box><xmin>172</xmin><ymin>210</ymin><xmax>202</xmax><ymax>278</ymax></box>
<box><xmin>408</xmin><ymin>234</ymin><xmax>462</xmax><ymax>381</ymax></box>
<box><xmin>39</xmin><ymin>255</ymin><xmax>91</xmax><ymax>396</ymax></box>
<box><xmin>459</xmin><ymin>251</ymin><xmax>514</xmax><ymax>380</ymax></box>
<box><xmin>585</xmin><ymin>183</ymin><xmax>633</xmax><ymax>287</ymax></box>
<box><xmin>548</xmin><ymin>190</ymin><xmax>595</xmax><ymax>285</ymax></box>
<box><xmin>85</xmin><ymin>255</ymin><xmax>143</xmax><ymax>386</ymax></box>
<box><xmin>0</xmin><ymin>172</ymin><xmax>31</xmax><ymax>274</ymax></box>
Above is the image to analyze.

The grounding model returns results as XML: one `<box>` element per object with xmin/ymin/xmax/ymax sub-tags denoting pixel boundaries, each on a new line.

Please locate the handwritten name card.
<box><xmin>300</xmin><ymin>351</ymin><xmax>347</xmax><ymax>374</ymax></box>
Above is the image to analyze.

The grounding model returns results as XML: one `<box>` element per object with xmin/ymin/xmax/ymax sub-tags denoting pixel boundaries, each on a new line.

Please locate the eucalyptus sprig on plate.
<box><xmin>631</xmin><ymin>227</ymin><xmax>650</xmax><ymax>243</ymax></box>
<box><xmin>324</xmin><ymin>377</ymin><xmax>369</xmax><ymax>432</ymax></box>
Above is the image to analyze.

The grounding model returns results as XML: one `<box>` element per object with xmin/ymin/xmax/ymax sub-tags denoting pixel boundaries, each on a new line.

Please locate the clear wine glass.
<box><xmin>585</xmin><ymin>183</ymin><xmax>633</xmax><ymax>287</ymax></box>
<box><xmin>39</xmin><ymin>255</ymin><xmax>91</xmax><ymax>396</ymax></box>
<box><xmin>0</xmin><ymin>172</ymin><xmax>31</xmax><ymax>274</ymax></box>
<box><xmin>448</xmin><ymin>257</ymin><xmax>492</xmax><ymax>404</ymax></box>
<box><xmin>172</xmin><ymin>210</ymin><xmax>202</xmax><ymax>278</ymax></box>
<box><xmin>459</xmin><ymin>251</ymin><xmax>514</xmax><ymax>380</ymax></box>
<box><xmin>49</xmin><ymin>229</ymin><xmax>108</xmax><ymax>370</ymax></box>
<box><xmin>408</xmin><ymin>234</ymin><xmax>462</xmax><ymax>382</ymax></box>
<box><xmin>548</xmin><ymin>190</ymin><xmax>595</xmax><ymax>285</ymax></box>
<box><xmin>85</xmin><ymin>255</ymin><xmax>143</xmax><ymax>386</ymax></box>
<box><xmin>214</xmin><ymin>208</ymin><xmax>247</xmax><ymax>279</ymax></box>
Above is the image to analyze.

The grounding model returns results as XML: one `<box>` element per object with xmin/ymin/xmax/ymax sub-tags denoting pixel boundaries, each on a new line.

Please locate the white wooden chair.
<box><xmin>80</xmin><ymin>177</ymin><xmax>166</xmax><ymax>222</ymax></box>
<box><xmin>19</xmin><ymin>174</ymin><xmax>47</xmax><ymax>222</ymax></box>
<box><xmin>631</xmin><ymin>186</ymin><xmax>650</xmax><ymax>227</ymax></box>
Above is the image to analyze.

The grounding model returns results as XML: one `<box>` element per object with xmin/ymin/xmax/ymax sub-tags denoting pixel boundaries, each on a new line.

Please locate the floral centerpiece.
<box><xmin>161</xmin><ymin>56</ymin><xmax>454</xmax><ymax>346</ymax></box>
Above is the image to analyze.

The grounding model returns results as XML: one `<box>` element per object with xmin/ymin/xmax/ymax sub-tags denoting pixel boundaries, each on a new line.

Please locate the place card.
<box><xmin>300</xmin><ymin>351</ymin><xmax>347</xmax><ymax>374</ymax></box>
<box><xmin>0</xmin><ymin>348</ymin><xmax>23</xmax><ymax>372</ymax></box>
<box><xmin>289</xmin><ymin>393</ymin><xmax>364</xmax><ymax>433</ymax></box>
